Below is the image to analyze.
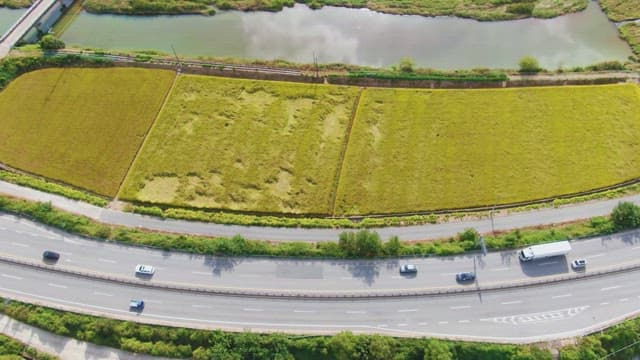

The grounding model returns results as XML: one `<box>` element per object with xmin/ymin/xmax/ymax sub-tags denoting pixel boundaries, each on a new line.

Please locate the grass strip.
<box><xmin>620</xmin><ymin>23</ymin><xmax>640</xmax><ymax>58</ymax></box>
<box><xmin>0</xmin><ymin>332</ymin><xmax>58</xmax><ymax>360</ymax></box>
<box><xmin>0</xmin><ymin>169</ymin><xmax>108</xmax><ymax>207</ymax></box>
<box><xmin>0</xmin><ymin>194</ymin><xmax>619</xmax><ymax>258</ymax></box>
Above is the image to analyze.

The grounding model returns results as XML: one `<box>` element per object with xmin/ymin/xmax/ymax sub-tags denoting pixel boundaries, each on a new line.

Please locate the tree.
<box><xmin>398</xmin><ymin>57</ymin><xmax>415</xmax><ymax>73</ymax></box>
<box><xmin>611</xmin><ymin>201</ymin><xmax>640</xmax><ymax>230</ymax></box>
<box><xmin>458</xmin><ymin>228</ymin><xmax>481</xmax><ymax>249</ymax></box>
<box><xmin>338</xmin><ymin>230</ymin><xmax>383</xmax><ymax>257</ymax></box>
<box><xmin>384</xmin><ymin>235</ymin><xmax>401</xmax><ymax>256</ymax></box>
<box><xmin>329</xmin><ymin>331</ymin><xmax>358</xmax><ymax>360</ymax></box>
<box><xmin>38</xmin><ymin>34</ymin><xmax>65</xmax><ymax>50</ymax></box>
<box><xmin>367</xmin><ymin>334</ymin><xmax>396</xmax><ymax>360</ymax></box>
<box><xmin>518</xmin><ymin>56</ymin><xmax>540</xmax><ymax>73</ymax></box>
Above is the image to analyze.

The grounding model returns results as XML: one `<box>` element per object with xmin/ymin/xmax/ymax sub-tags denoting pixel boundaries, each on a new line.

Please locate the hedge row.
<box><xmin>342</xmin><ymin>70</ymin><xmax>508</xmax><ymax>82</ymax></box>
<box><xmin>0</xmin><ymin>194</ymin><xmax>623</xmax><ymax>259</ymax></box>
<box><xmin>0</xmin><ymin>170</ymin><xmax>108</xmax><ymax>207</ymax></box>
<box><xmin>0</xmin><ymin>298</ymin><xmax>552</xmax><ymax>359</ymax></box>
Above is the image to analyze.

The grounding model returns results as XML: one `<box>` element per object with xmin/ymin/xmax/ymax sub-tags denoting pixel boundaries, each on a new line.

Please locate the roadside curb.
<box><xmin>2</xmin><ymin>254</ymin><xmax>639</xmax><ymax>299</ymax></box>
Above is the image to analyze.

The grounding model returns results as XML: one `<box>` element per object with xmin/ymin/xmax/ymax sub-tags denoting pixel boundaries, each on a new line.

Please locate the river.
<box><xmin>0</xmin><ymin>8</ymin><xmax>24</xmax><ymax>36</ymax></box>
<box><xmin>2</xmin><ymin>1</ymin><xmax>634</xmax><ymax>69</ymax></box>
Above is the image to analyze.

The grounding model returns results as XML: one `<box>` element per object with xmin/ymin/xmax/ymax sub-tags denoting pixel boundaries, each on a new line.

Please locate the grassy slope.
<box><xmin>0</xmin><ymin>68</ymin><xmax>174</xmax><ymax>197</ymax></box>
<box><xmin>620</xmin><ymin>23</ymin><xmax>640</xmax><ymax>57</ymax></box>
<box><xmin>600</xmin><ymin>0</ymin><xmax>640</xmax><ymax>21</ymax></box>
<box><xmin>0</xmin><ymin>0</ymin><xmax>31</xmax><ymax>8</ymax></box>
<box><xmin>335</xmin><ymin>84</ymin><xmax>640</xmax><ymax>216</ymax></box>
<box><xmin>120</xmin><ymin>75</ymin><xmax>359</xmax><ymax>215</ymax></box>
<box><xmin>217</xmin><ymin>0</ymin><xmax>587</xmax><ymax>19</ymax></box>
<box><xmin>84</xmin><ymin>0</ymin><xmax>215</xmax><ymax>15</ymax></box>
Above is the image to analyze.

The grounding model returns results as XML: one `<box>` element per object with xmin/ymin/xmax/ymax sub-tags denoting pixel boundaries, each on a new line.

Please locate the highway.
<box><xmin>2</xmin><ymin>260</ymin><xmax>640</xmax><ymax>343</ymax></box>
<box><xmin>0</xmin><ymin>0</ymin><xmax>57</xmax><ymax>58</ymax></box>
<box><xmin>2</xmin><ymin>213</ymin><xmax>640</xmax><ymax>295</ymax></box>
<box><xmin>2</xmin><ymin>180</ymin><xmax>640</xmax><ymax>242</ymax></box>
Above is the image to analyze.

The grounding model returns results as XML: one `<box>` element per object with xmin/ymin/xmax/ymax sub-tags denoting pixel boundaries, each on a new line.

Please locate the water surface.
<box><xmin>0</xmin><ymin>8</ymin><xmax>26</xmax><ymax>36</ymax></box>
<box><xmin>58</xmin><ymin>2</ymin><xmax>633</xmax><ymax>69</ymax></box>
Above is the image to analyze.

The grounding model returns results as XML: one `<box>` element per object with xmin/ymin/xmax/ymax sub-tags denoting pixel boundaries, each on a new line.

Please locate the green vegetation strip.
<box><xmin>0</xmin><ymin>193</ymin><xmax>625</xmax><ymax>258</ymax></box>
<box><xmin>0</xmin><ymin>332</ymin><xmax>57</xmax><ymax>360</ymax></box>
<box><xmin>620</xmin><ymin>23</ymin><xmax>640</xmax><ymax>58</ymax></box>
<box><xmin>0</xmin><ymin>66</ymin><xmax>175</xmax><ymax>197</ymax></box>
<box><xmin>0</xmin><ymin>170</ymin><xmax>108</xmax><ymax>207</ymax></box>
<box><xmin>600</xmin><ymin>0</ymin><xmax>640</xmax><ymax>22</ymax></box>
<box><xmin>121</xmin><ymin>75</ymin><xmax>360</xmax><ymax>215</ymax></box>
<box><xmin>336</xmin><ymin>84</ymin><xmax>640</xmax><ymax>215</ymax></box>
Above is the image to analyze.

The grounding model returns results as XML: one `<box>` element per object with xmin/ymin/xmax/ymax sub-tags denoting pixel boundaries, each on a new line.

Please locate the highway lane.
<box><xmin>2</xmin><ymin>213</ymin><xmax>640</xmax><ymax>294</ymax></box>
<box><xmin>3</xmin><ymin>180</ymin><xmax>640</xmax><ymax>242</ymax></box>
<box><xmin>2</xmin><ymin>261</ymin><xmax>640</xmax><ymax>342</ymax></box>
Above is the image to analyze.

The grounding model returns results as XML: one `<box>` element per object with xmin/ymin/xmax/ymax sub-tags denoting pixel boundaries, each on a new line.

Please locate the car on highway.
<box><xmin>129</xmin><ymin>299</ymin><xmax>144</xmax><ymax>310</ymax></box>
<box><xmin>399</xmin><ymin>264</ymin><xmax>418</xmax><ymax>274</ymax></box>
<box><xmin>42</xmin><ymin>250</ymin><xmax>60</xmax><ymax>261</ymax></box>
<box><xmin>571</xmin><ymin>259</ymin><xmax>587</xmax><ymax>270</ymax></box>
<box><xmin>135</xmin><ymin>264</ymin><xmax>155</xmax><ymax>275</ymax></box>
<box><xmin>456</xmin><ymin>272</ymin><xmax>476</xmax><ymax>282</ymax></box>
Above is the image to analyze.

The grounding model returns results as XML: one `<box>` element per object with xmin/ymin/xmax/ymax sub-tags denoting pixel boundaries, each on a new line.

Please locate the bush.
<box><xmin>611</xmin><ymin>202</ymin><xmax>640</xmax><ymax>230</ymax></box>
<box><xmin>518</xmin><ymin>56</ymin><xmax>541</xmax><ymax>73</ymax></box>
<box><xmin>38</xmin><ymin>35</ymin><xmax>65</xmax><ymax>50</ymax></box>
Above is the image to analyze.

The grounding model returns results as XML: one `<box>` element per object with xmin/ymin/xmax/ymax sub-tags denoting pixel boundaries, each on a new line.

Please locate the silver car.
<box><xmin>135</xmin><ymin>264</ymin><xmax>156</xmax><ymax>275</ymax></box>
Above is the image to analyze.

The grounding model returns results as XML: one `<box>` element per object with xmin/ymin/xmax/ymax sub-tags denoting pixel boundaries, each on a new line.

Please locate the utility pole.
<box><xmin>171</xmin><ymin>44</ymin><xmax>182</xmax><ymax>73</ymax></box>
<box><xmin>313</xmin><ymin>51</ymin><xmax>319</xmax><ymax>78</ymax></box>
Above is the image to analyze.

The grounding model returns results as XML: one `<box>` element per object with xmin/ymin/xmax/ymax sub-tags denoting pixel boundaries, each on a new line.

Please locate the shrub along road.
<box><xmin>2</xmin><ymin>180</ymin><xmax>640</xmax><ymax>242</ymax></box>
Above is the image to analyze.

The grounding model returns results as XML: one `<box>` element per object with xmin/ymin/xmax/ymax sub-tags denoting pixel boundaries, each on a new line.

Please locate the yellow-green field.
<box><xmin>120</xmin><ymin>75</ymin><xmax>359</xmax><ymax>214</ymax></box>
<box><xmin>0</xmin><ymin>68</ymin><xmax>175</xmax><ymax>196</ymax></box>
<box><xmin>334</xmin><ymin>84</ymin><xmax>640</xmax><ymax>215</ymax></box>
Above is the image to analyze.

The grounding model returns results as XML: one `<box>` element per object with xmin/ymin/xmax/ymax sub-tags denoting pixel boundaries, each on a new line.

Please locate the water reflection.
<box><xmin>57</xmin><ymin>1</ymin><xmax>633</xmax><ymax>69</ymax></box>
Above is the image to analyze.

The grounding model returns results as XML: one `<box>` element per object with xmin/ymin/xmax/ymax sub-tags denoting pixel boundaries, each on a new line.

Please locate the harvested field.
<box><xmin>334</xmin><ymin>84</ymin><xmax>640</xmax><ymax>215</ymax></box>
<box><xmin>0</xmin><ymin>68</ymin><xmax>175</xmax><ymax>196</ymax></box>
<box><xmin>120</xmin><ymin>75</ymin><xmax>359</xmax><ymax>214</ymax></box>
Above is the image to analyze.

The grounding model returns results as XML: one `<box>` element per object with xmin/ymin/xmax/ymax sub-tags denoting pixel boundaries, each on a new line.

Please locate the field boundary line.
<box><xmin>114</xmin><ymin>70</ymin><xmax>180</xmax><ymax>202</ymax></box>
<box><xmin>330</xmin><ymin>87</ymin><xmax>364</xmax><ymax>216</ymax></box>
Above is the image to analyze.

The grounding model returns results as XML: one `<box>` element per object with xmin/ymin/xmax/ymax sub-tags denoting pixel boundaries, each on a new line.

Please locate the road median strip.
<box><xmin>1</xmin><ymin>253</ymin><xmax>640</xmax><ymax>300</ymax></box>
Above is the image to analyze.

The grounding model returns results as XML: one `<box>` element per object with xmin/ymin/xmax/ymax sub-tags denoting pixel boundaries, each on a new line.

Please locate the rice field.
<box><xmin>334</xmin><ymin>84</ymin><xmax>640</xmax><ymax>215</ymax></box>
<box><xmin>0</xmin><ymin>67</ymin><xmax>175</xmax><ymax>196</ymax></box>
<box><xmin>120</xmin><ymin>75</ymin><xmax>359</xmax><ymax>214</ymax></box>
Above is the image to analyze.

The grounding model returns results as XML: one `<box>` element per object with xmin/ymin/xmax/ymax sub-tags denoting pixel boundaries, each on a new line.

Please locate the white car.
<box><xmin>135</xmin><ymin>264</ymin><xmax>155</xmax><ymax>275</ymax></box>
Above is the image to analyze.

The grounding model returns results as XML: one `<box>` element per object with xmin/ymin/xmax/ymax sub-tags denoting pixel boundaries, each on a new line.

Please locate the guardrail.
<box><xmin>1</xmin><ymin>253</ymin><xmax>639</xmax><ymax>299</ymax></box>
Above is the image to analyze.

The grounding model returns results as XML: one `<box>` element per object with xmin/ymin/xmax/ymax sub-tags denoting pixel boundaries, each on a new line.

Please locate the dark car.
<box><xmin>399</xmin><ymin>264</ymin><xmax>418</xmax><ymax>274</ymax></box>
<box><xmin>42</xmin><ymin>250</ymin><xmax>60</xmax><ymax>261</ymax></box>
<box><xmin>129</xmin><ymin>300</ymin><xmax>145</xmax><ymax>310</ymax></box>
<box><xmin>455</xmin><ymin>272</ymin><xmax>476</xmax><ymax>282</ymax></box>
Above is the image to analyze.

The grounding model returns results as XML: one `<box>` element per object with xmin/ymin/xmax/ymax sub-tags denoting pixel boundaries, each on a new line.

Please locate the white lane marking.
<box><xmin>293</xmin><ymin>310</ymin><xmax>316</xmax><ymax>313</ymax></box>
<box><xmin>10</xmin><ymin>242</ymin><xmax>27</xmax><ymax>248</ymax></box>
<box><xmin>537</xmin><ymin>261</ymin><xmax>558</xmax><ymax>266</ymax></box>
<box><xmin>601</xmin><ymin>286</ymin><xmax>621</xmax><ymax>291</ymax></box>
<box><xmin>632</xmin><ymin>246</ymin><xmax>640</xmax><ymax>250</ymax></box>
<box><xmin>450</xmin><ymin>305</ymin><xmax>471</xmax><ymax>310</ymax></box>
<box><xmin>587</xmin><ymin>253</ymin><xmax>605</xmax><ymax>259</ymax></box>
<box><xmin>98</xmin><ymin>258</ymin><xmax>117</xmax><ymax>264</ymax></box>
<box><xmin>501</xmin><ymin>301</ymin><xmax>523</xmax><ymax>305</ymax></box>
<box><xmin>340</xmin><ymin>277</ymin><xmax>352</xmax><ymax>280</ymax></box>
<box><xmin>192</xmin><ymin>305</ymin><xmax>212</xmax><ymax>309</ymax></box>
<box><xmin>600</xmin><ymin>302</ymin><xmax>610</xmax><ymax>305</ymax></box>
<box><xmin>438</xmin><ymin>321</ymin><xmax>449</xmax><ymax>325</ymax></box>
<box><xmin>440</xmin><ymin>272</ymin><xmax>459</xmax><ymax>276</ymax></box>
<box><xmin>552</xmin><ymin>294</ymin><xmax>572</xmax><ymax>299</ymax></box>
<box><xmin>490</xmin><ymin>267</ymin><xmax>510</xmax><ymax>272</ymax></box>
<box><xmin>418</xmin><ymin>322</ymin><xmax>428</xmax><ymax>326</ymax></box>
<box><xmin>47</xmin><ymin>283</ymin><xmax>67</xmax><ymax>289</ymax></box>
<box><xmin>346</xmin><ymin>311</ymin><xmax>366</xmax><ymax>314</ymax></box>
<box><xmin>390</xmin><ymin>276</ymin><xmax>402</xmax><ymax>279</ymax></box>
<box><xmin>243</xmin><ymin>308</ymin><xmax>263</xmax><ymax>312</ymax></box>
<box><xmin>93</xmin><ymin>292</ymin><xmax>113</xmax><ymax>297</ymax></box>
<box><xmin>397</xmin><ymin>323</ymin><xmax>408</xmax><ymax>327</ymax></box>
<box><xmin>238</xmin><ymin>274</ymin><xmax>262</xmax><ymax>278</ymax></box>
<box><xmin>192</xmin><ymin>271</ymin><xmax>210</xmax><ymax>276</ymax></box>
<box><xmin>459</xmin><ymin>320</ymin><xmax>471</xmax><ymax>323</ymax></box>
<box><xmin>377</xmin><ymin>324</ymin><xmax>388</xmax><ymax>327</ymax></box>
<box><xmin>398</xmin><ymin>309</ymin><xmax>418</xmax><ymax>313</ymax></box>
<box><xmin>1</xmin><ymin>274</ymin><xmax>22</xmax><ymax>280</ymax></box>
<box><xmin>145</xmin><ymin>300</ymin><xmax>163</xmax><ymax>304</ymax></box>
<box><xmin>620</xmin><ymin>298</ymin><xmax>630</xmax><ymax>302</ymax></box>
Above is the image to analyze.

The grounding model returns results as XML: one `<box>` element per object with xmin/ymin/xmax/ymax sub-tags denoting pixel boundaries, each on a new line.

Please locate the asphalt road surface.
<box><xmin>2</xmin><ymin>180</ymin><xmax>640</xmax><ymax>242</ymax></box>
<box><xmin>2</xmin><ymin>213</ymin><xmax>640</xmax><ymax>295</ymax></box>
<box><xmin>2</xmin><ymin>260</ymin><xmax>640</xmax><ymax>343</ymax></box>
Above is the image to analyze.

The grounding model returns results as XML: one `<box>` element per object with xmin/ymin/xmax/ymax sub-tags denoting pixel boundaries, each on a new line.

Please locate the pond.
<box><xmin>49</xmin><ymin>1</ymin><xmax>640</xmax><ymax>69</ymax></box>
